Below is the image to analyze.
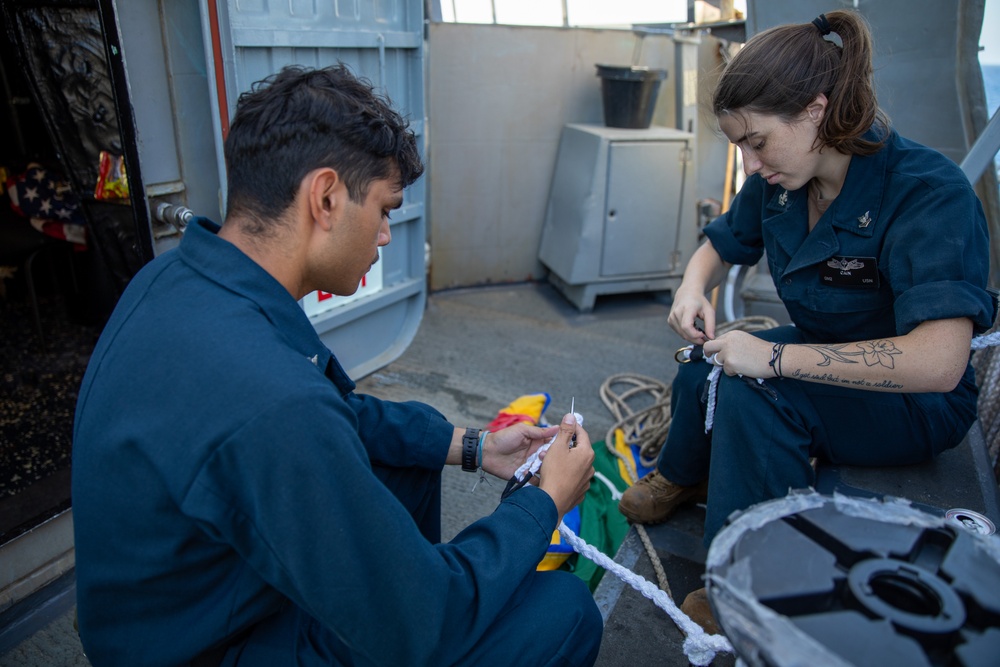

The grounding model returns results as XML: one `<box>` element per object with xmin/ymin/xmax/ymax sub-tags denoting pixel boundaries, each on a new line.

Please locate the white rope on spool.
<box><xmin>972</xmin><ymin>329</ymin><xmax>1000</xmax><ymax>477</ymax></box>
<box><xmin>972</xmin><ymin>330</ymin><xmax>1000</xmax><ymax>350</ymax></box>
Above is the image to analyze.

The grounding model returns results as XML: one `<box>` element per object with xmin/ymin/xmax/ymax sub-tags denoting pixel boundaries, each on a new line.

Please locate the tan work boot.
<box><xmin>617</xmin><ymin>469</ymin><xmax>708</xmax><ymax>524</ymax></box>
<box><xmin>680</xmin><ymin>587</ymin><xmax>721</xmax><ymax>635</ymax></box>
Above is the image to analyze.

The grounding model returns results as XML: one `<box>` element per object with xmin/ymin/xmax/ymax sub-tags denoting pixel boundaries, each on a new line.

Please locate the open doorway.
<box><xmin>0</xmin><ymin>2</ymin><xmax>149</xmax><ymax>547</ymax></box>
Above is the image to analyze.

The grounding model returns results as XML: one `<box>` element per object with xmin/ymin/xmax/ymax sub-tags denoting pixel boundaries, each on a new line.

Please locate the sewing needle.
<box><xmin>569</xmin><ymin>397</ymin><xmax>576</xmax><ymax>448</ymax></box>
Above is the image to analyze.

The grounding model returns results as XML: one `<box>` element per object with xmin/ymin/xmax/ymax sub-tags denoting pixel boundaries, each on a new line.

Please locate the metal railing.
<box><xmin>961</xmin><ymin>108</ymin><xmax>1000</xmax><ymax>184</ymax></box>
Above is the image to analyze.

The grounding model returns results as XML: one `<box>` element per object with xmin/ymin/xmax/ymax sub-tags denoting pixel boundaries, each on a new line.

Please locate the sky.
<box><xmin>984</xmin><ymin>0</ymin><xmax>1000</xmax><ymax>65</ymax></box>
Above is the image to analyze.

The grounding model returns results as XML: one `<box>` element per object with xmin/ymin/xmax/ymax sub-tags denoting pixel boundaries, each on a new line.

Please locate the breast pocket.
<box><xmin>794</xmin><ymin>280</ymin><xmax>895</xmax><ymax>342</ymax></box>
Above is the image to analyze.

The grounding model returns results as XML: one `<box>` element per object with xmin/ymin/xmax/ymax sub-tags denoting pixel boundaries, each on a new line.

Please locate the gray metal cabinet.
<box><xmin>539</xmin><ymin>123</ymin><xmax>697</xmax><ymax>311</ymax></box>
<box><xmin>603</xmin><ymin>140</ymin><xmax>690</xmax><ymax>277</ymax></box>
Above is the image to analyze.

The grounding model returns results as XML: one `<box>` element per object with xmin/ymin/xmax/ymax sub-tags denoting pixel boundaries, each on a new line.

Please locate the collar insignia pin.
<box><xmin>778</xmin><ymin>190</ymin><xmax>788</xmax><ymax>207</ymax></box>
<box><xmin>857</xmin><ymin>211</ymin><xmax>872</xmax><ymax>228</ymax></box>
<box><xmin>309</xmin><ymin>354</ymin><xmax>319</xmax><ymax>366</ymax></box>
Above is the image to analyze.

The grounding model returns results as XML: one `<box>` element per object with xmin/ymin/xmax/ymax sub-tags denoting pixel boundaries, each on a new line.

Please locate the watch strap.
<box><xmin>461</xmin><ymin>427</ymin><xmax>481</xmax><ymax>472</ymax></box>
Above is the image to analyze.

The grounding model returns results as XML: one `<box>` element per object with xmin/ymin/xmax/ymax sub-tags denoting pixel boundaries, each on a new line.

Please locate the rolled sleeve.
<box><xmin>703</xmin><ymin>177</ymin><xmax>767</xmax><ymax>266</ymax></box>
<box><xmin>885</xmin><ymin>183</ymin><xmax>995</xmax><ymax>335</ymax></box>
<box><xmin>895</xmin><ymin>281</ymin><xmax>995</xmax><ymax>335</ymax></box>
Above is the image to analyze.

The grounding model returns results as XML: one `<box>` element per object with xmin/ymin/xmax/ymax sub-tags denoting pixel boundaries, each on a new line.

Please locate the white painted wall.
<box><xmin>425</xmin><ymin>22</ymin><xmax>732</xmax><ymax>290</ymax></box>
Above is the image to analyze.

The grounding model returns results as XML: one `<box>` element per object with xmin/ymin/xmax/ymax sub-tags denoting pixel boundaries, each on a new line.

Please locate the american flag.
<box><xmin>7</xmin><ymin>164</ymin><xmax>84</xmax><ymax>224</ymax></box>
<box><xmin>6</xmin><ymin>163</ymin><xmax>87</xmax><ymax>245</ymax></box>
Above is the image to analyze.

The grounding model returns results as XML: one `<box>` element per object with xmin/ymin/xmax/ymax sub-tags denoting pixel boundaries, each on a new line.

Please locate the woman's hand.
<box><xmin>668</xmin><ymin>286</ymin><xmax>716</xmax><ymax>345</ymax></box>
<box><xmin>667</xmin><ymin>240</ymin><xmax>730</xmax><ymax>344</ymax></box>
<box><xmin>702</xmin><ymin>330</ymin><xmax>774</xmax><ymax>377</ymax></box>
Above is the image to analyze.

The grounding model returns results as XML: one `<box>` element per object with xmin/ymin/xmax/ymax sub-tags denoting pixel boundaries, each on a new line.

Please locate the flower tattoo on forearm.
<box><xmin>805</xmin><ymin>340</ymin><xmax>902</xmax><ymax>369</ymax></box>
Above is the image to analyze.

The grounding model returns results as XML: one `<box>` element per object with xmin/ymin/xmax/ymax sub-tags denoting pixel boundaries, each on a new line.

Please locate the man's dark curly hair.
<box><xmin>223</xmin><ymin>64</ymin><xmax>424</xmax><ymax>233</ymax></box>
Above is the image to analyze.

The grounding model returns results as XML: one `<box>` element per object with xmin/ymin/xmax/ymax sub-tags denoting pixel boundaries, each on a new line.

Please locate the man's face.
<box><xmin>323</xmin><ymin>175</ymin><xmax>402</xmax><ymax>296</ymax></box>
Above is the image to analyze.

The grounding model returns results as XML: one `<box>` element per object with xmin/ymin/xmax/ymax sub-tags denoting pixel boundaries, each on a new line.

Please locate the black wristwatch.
<box><xmin>461</xmin><ymin>427</ymin><xmax>481</xmax><ymax>472</ymax></box>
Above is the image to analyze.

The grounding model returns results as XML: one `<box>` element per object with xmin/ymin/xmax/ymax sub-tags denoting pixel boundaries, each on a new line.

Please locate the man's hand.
<box><xmin>482</xmin><ymin>421</ymin><xmax>559</xmax><ymax>480</ymax></box>
<box><xmin>537</xmin><ymin>413</ymin><xmax>595</xmax><ymax>521</ymax></box>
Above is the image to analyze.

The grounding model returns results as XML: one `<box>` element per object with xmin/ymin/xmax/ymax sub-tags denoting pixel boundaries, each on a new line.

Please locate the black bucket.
<box><xmin>595</xmin><ymin>64</ymin><xmax>668</xmax><ymax>129</ymax></box>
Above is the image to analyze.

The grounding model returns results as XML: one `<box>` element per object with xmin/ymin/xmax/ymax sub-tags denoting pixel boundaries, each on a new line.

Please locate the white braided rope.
<box><xmin>703</xmin><ymin>364</ymin><xmax>723</xmax><ymax>433</ymax></box>
<box><xmin>972</xmin><ymin>331</ymin><xmax>1000</xmax><ymax>350</ymax></box>
<box><xmin>513</xmin><ymin>412</ymin><xmax>585</xmax><ymax>480</ymax></box>
<box><xmin>558</xmin><ymin>522</ymin><xmax>733</xmax><ymax>666</ymax></box>
<box><xmin>508</xmin><ymin>410</ymin><xmax>734</xmax><ymax>665</ymax></box>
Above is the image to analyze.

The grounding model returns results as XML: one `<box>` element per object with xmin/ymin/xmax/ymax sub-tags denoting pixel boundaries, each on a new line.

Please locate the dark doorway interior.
<box><xmin>0</xmin><ymin>15</ymin><xmax>90</xmax><ymax>542</ymax></box>
<box><xmin>0</xmin><ymin>2</ymin><xmax>145</xmax><ymax>544</ymax></box>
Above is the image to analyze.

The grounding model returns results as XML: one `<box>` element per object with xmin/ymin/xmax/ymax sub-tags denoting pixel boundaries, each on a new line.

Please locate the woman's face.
<box><xmin>718</xmin><ymin>99</ymin><xmax>826</xmax><ymax>192</ymax></box>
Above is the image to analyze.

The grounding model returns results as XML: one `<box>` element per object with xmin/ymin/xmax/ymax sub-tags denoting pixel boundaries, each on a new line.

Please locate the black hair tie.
<box><xmin>812</xmin><ymin>14</ymin><xmax>832</xmax><ymax>36</ymax></box>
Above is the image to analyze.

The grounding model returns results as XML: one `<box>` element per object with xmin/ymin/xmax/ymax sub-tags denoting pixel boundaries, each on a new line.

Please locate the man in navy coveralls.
<box><xmin>73</xmin><ymin>64</ymin><xmax>601</xmax><ymax>667</ymax></box>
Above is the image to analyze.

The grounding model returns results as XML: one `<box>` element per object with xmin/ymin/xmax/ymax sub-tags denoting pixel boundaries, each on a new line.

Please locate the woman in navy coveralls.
<box><xmin>619</xmin><ymin>9</ymin><xmax>996</xmax><ymax>560</ymax></box>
